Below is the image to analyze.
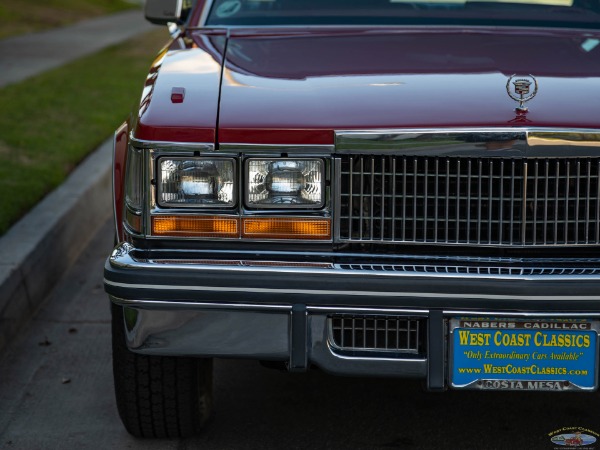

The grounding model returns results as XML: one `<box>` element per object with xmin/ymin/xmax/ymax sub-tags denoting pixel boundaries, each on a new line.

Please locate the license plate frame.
<box><xmin>449</xmin><ymin>318</ymin><xmax>599</xmax><ymax>391</ymax></box>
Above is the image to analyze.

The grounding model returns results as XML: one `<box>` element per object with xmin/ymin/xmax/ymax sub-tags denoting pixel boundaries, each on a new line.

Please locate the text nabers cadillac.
<box><xmin>104</xmin><ymin>0</ymin><xmax>600</xmax><ymax>438</ymax></box>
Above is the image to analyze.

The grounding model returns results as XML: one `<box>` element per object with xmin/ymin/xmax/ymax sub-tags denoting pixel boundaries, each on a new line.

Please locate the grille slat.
<box><xmin>565</xmin><ymin>160</ymin><xmax>570</xmax><ymax>243</ymax></box>
<box><xmin>339</xmin><ymin>155</ymin><xmax>600</xmax><ymax>246</ymax></box>
<box><xmin>521</xmin><ymin>161</ymin><xmax>528</xmax><ymax>245</ymax></box>
<box><xmin>597</xmin><ymin>160</ymin><xmax>600</xmax><ymax>243</ymax></box>
<box><xmin>380</xmin><ymin>158</ymin><xmax>385</xmax><ymax>241</ymax></box>
<box><xmin>554</xmin><ymin>161</ymin><xmax>560</xmax><ymax>244</ymax></box>
<box><xmin>330</xmin><ymin>315</ymin><xmax>423</xmax><ymax>354</ymax></box>
<box><xmin>585</xmin><ymin>160</ymin><xmax>591</xmax><ymax>243</ymax></box>
<box><xmin>392</xmin><ymin>158</ymin><xmax>397</xmax><ymax>241</ymax></box>
<box><xmin>532</xmin><ymin>160</ymin><xmax>538</xmax><ymax>244</ymax></box>
<box><xmin>413</xmin><ymin>158</ymin><xmax>418</xmax><ymax>241</ymax></box>
<box><xmin>402</xmin><ymin>159</ymin><xmax>407</xmax><ymax>241</ymax></box>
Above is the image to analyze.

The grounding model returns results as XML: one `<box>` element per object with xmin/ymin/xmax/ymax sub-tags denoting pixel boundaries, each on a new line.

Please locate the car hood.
<box><xmin>215</xmin><ymin>27</ymin><xmax>600</xmax><ymax>145</ymax></box>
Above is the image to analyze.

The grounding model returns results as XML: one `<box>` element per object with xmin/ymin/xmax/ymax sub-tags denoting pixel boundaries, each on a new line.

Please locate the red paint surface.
<box><xmin>134</xmin><ymin>26</ymin><xmax>600</xmax><ymax>145</ymax></box>
<box><xmin>133</xmin><ymin>31</ymin><xmax>226</xmax><ymax>143</ymax></box>
<box><xmin>218</xmin><ymin>27</ymin><xmax>600</xmax><ymax>144</ymax></box>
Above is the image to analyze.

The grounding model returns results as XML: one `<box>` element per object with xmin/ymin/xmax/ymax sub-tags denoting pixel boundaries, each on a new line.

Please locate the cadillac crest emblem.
<box><xmin>506</xmin><ymin>74</ymin><xmax>538</xmax><ymax>112</ymax></box>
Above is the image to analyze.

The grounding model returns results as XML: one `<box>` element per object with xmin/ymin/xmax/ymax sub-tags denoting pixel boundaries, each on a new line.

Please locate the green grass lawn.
<box><xmin>0</xmin><ymin>0</ymin><xmax>139</xmax><ymax>39</ymax></box>
<box><xmin>0</xmin><ymin>28</ymin><xmax>168</xmax><ymax>235</ymax></box>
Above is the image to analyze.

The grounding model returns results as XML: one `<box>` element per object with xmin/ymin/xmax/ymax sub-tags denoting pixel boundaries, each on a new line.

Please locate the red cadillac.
<box><xmin>104</xmin><ymin>0</ymin><xmax>600</xmax><ymax>438</ymax></box>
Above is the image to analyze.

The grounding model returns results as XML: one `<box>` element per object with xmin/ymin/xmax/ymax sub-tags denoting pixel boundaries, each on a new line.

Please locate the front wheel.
<box><xmin>111</xmin><ymin>303</ymin><xmax>213</xmax><ymax>438</ymax></box>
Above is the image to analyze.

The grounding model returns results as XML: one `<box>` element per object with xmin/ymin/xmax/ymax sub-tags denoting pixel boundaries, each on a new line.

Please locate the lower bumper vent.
<box><xmin>329</xmin><ymin>315</ymin><xmax>425</xmax><ymax>355</ymax></box>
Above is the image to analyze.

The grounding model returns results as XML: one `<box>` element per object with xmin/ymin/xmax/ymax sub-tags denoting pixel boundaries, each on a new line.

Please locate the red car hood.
<box><xmin>216</xmin><ymin>27</ymin><xmax>600</xmax><ymax>145</ymax></box>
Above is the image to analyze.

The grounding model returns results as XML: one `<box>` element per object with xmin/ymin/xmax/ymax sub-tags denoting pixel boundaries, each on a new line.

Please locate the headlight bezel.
<box><xmin>133</xmin><ymin>140</ymin><xmax>333</xmax><ymax>241</ymax></box>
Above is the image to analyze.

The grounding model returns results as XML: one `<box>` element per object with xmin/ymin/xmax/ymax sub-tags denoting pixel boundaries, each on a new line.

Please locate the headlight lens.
<box><xmin>158</xmin><ymin>158</ymin><xmax>235</xmax><ymax>207</ymax></box>
<box><xmin>246</xmin><ymin>159</ymin><xmax>324</xmax><ymax>208</ymax></box>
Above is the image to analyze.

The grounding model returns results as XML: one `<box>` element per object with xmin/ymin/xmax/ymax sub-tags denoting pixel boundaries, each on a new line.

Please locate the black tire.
<box><xmin>111</xmin><ymin>303</ymin><xmax>213</xmax><ymax>438</ymax></box>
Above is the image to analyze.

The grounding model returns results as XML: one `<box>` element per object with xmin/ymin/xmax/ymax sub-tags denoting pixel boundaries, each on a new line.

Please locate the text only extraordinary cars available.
<box><xmin>104</xmin><ymin>0</ymin><xmax>600</xmax><ymax>438</ymax></box>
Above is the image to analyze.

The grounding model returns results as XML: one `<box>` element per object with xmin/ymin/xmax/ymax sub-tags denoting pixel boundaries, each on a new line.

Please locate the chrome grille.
<box><xmin>329</xmin><ymin>315</ymin><xmax>423</xmax><ymax>354</ymax></box>
<box><xmin>338</xmin><ymin>156</ymin><xmax>600</xmax><ymax>246</ymax></box>
<box><xmin>338</xmin><ymin>264</ymin><xmax>600</xmax><ymax>276</ymax></box>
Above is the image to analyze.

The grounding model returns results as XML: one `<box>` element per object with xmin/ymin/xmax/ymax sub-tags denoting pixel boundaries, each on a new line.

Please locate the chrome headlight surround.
<box><xmin>156</xmin><ymin>157</ymin><xmax>237</xmax><ymax>208</ymax></box>
<box><xmin>245</xmin><ymin>158</ymin><xmax>325</xmax><ymax>209</ymax></box>
<box><xmin>123</xmin><ymin>145</ymin><xmax>145</xmax><ymax>234</ymax></box>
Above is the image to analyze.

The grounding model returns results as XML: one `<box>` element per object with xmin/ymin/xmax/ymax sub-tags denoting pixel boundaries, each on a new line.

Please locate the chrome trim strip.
<box><xmin>115</xmin><ymin>244</ymin><xmax>600</xmax><ymax>263</ymax></box>
<box><xmin>333</xmin><ymin>158</ymin><xmax>342</xmax><ymax>242</ymax></box>
<box><xmin>192</xmin><ymin>25</ymin><xmax>600</xmax><ymax>34</ymax></box>
<box><xmin>326</xmin><ymin>353</ymin><xmax>426</xmax><ymax>363</ymax></box>
<box><xmin>130</xmin><ymin>136</ymin><xmax>215</xmax><ymax>151</ymax></box>
<box><xmin>198</xmin><ymin>0</ymin><xmax>215</xmax><ymax>27</ymax></box>
<box><xmin>528</xmin><ymin>131</ymin><xmax>600</xmax><ymax>147</ymax></box>
<box><xmin>309</xmin><ymin>306</ymin><xmax>428</xmax><ymax>314</ymax></box>
<box><xmin>104</xmin><ymin>279</ymin><xmax>600</xmax><ymax>300</ymax></box>
<box><xmin>143</xmin><ymin>145</ymin><xmax>150</xmax><ymax>235</ymax></box>
<box><xmin>219</xmin><ymin>143</ymin><xmax>335</xmax><ymax>154</ymax></box>
<box><xmin>444</xmin><ymin>310</ymin><xmax>600</xmax><ymax>318</ymax></box>
<box><xmin>109</xmin><ymin>248</ymin><xmax>600</xmax><ymax>281</ymax></box>
<box><xmin>114</xmin><ymin>298</ymin><xmax>428</xmax><ymax>315</ymax></box>
<box><xmin>110</xmin><ymin>260</ymin><xmax>600</xmax><ymax>282</ymax></box>
<box><xmin>335</xmin><ymin>128</ymin><xmax>600</xmax><ymax>157</ymax></box>
<box><xmin>109</xmin><ymin>243</ymin><xmax>600</xmax><ymax>280</ymax></box>
<box><xmin>112</xmin><ymin>297</ymin><xmax>292</xmax><ymax>311</ymax></box>
<box><xmin>121</xmin><ymin>263</ymin><xmax>600</xmax><ymax>280</ymax></box>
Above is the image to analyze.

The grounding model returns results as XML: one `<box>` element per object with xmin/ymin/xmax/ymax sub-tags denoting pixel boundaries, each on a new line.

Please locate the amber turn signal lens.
<box><xmin>152</xmin><ymin>216</ymin><xmax>239</xmax><ymax>238</ymax></box>
<box><xmin>242</xmin><ymin>218</ymin><xmax>331</xmax><ymax>240</ymax></box>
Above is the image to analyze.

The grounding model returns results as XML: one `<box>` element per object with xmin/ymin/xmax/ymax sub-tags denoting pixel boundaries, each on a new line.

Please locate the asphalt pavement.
<box><xmin>0</xmin><ymin>10</ymin><xmax>155</xmax><ymax>354</ymax></box>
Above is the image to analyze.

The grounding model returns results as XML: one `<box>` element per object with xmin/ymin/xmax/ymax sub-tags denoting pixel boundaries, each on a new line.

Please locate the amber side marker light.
<box><xmin>242</xmin><ymin>217</ymin><xmax>331</xmax><ymax>240</ymax></box>
<box><xmin>152</xmin><ymin>216</ymin><xmax>239</xmax><ymax>238</ymax></box>
<box><xmin>125</xmin><ymin>209</ymin><xmax>142</xmax><ymax>233</ymax></box>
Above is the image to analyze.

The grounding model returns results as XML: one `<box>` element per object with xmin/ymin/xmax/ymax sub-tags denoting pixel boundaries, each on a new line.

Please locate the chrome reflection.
<box><xmin>336</xmin><ymin>128</ymin><xmax>600</xmax><ymax>157</ymax></box>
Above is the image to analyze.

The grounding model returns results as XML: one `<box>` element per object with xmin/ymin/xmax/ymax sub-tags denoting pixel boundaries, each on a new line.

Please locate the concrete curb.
<box><xmin>0</xmin><ymin>140</ymin><xmax>112</xmax><ymax>352</ymax></box>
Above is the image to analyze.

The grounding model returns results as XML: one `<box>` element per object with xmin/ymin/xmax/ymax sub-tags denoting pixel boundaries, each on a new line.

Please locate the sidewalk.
<box><xmin>0</xmin><ymin>10</ymin><xmax>156</xmax><ymax>352</ymax></box>
<box><xmin>0</xmin><ymin>9</ymin><xmax>153</xmax><ymax>88</ymax></box>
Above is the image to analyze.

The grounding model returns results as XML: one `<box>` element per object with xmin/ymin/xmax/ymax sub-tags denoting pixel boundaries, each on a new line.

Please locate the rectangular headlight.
<box><xmin>157</xmin><ymin>158</ymin><xmax>235</xmax><ymax>208</ymax></box>
<box><xmin>246</xmin><ymin>159</ymin><xmax>324</xmax><ymax>209</ymax></box>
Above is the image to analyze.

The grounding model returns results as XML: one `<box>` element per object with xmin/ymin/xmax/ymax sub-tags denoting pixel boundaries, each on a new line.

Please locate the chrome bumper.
<box><xmin>105</xmin><ymin>243</ymin><xmax>600</xmax><ymax>387</ymax></box>
<box><xmin>109</xmin><ymin>297</ymin><xmax>429</xmax><ymax>378</ymax></box>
